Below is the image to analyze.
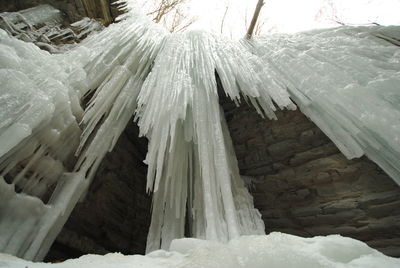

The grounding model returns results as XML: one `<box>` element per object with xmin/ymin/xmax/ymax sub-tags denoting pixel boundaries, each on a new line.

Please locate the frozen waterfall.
<box><xmin>0</xmin><ymin>1</ymin><xmax>400</xmax><ymax>262</ymax></box>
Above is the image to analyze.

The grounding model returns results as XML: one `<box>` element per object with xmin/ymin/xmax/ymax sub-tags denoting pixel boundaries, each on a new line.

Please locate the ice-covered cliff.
<box><xmin>0</xmin><ymin>1</ymin><xmax>399</xmax><ymax>261</ymax></box>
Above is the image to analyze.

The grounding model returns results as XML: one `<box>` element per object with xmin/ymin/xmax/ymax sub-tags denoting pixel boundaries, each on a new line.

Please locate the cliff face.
<box><xmin>221</xmin><ymin>97</ymin><xmax>400</xmax><ymax>257</ymax></box>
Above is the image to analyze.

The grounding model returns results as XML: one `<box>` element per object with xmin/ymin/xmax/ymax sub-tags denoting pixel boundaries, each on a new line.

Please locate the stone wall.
<box><xmin>222</xmin><ymin>99</ymin><xmax>400</xmax><ymax>257</ymax></box>
<box><xmin>46</xmin><ymin>122</ymin><xmax>151</xmax><ymax>261</ymax></box>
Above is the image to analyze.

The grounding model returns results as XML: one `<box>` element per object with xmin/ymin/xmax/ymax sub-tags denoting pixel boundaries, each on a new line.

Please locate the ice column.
<box><xmin>137</xmin><ymin>31</ymin><xmax>294</xmax><ymax>252</ymax></box>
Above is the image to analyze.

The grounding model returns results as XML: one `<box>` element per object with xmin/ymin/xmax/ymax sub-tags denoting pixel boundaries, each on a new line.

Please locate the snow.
<box><xmin>1</xmin><ymin>233</ymin><xmax>400</xmax><ymax>268</ymax></box>
<box><xmin>0</xmin><ymin>1</ymin><xmax>400</xmax><ymax>262</ymax></box>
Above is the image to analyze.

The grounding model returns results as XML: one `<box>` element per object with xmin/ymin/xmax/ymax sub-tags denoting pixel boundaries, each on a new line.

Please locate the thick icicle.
<box><xmin>137</xmin><ymin>30</ymin><xmax>296</xmax><ymax>252</ymax></box>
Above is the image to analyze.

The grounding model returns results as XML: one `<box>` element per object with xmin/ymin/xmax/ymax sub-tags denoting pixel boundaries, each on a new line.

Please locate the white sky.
<box><xmin>137</xmin><ymin>0</ymin><xmax>400</xmax><ymax>38</ymax></box>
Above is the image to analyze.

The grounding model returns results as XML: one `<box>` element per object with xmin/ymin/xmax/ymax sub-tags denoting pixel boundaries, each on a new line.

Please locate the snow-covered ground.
<box><xmin>1</xmin><ymin>233</ymin><xmax>400</xmax><ymax>268</ymax></box>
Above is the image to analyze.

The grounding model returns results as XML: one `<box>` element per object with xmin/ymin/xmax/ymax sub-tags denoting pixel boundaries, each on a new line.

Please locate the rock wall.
<box><xmin>46</xmin><ymin>122</ymin><xmax>151</xmax><ymax>261</ymax></box>
<box><xmin>222</xmin><ymin>99</ymin><xmax>400</xmax><ymax>257</ymax></box>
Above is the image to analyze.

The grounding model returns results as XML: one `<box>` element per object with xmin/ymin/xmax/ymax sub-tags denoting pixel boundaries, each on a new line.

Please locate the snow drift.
<box><xmin>1</xmin><ymin>233</ymin><xmax>400</xmax><ymax>268</ymax></box>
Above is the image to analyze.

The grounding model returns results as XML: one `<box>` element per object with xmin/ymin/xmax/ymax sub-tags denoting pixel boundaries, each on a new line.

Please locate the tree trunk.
<box><xmin>245</xmin><ymin>0</ymin><xmax>264</xmax><ymax>39</ymax></box>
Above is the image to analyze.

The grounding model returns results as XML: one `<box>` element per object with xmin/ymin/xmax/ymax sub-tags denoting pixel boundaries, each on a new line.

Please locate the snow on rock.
<box><xmin>1</xmin><ymin>233</ymin><xmax>400</xmax><ymax>268</ymax></box>
<box><xmin>0</xmin><ymin>5</ymin><xmax>104</xmax><ymax>53</ymax></box>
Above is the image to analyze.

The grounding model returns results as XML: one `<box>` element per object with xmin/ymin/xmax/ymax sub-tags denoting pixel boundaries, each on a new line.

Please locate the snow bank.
<box><xmin>1</xmin><ymin>233</ymin><xmax>399</xmax><ymax>268</ymax></box>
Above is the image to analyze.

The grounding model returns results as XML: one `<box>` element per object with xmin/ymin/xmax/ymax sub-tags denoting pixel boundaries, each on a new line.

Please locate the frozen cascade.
<box><xmin>137</xmin><ymin>30</ymin><xmax>297</xmax><ymax>251</ymax></box>
<box><xmin>0</xmin><ymin>28</ymin><xmax>85</xmax><ymax>260</ymax></box>
<box><xmin>0</xmin><ymin>3</ymin><xmax>168</xmax><ymax>260</ymax></box>
<box><xmin>0</xmin><ymin>0</ymin><xmax>400</xmax><ymax>262</ymax></box>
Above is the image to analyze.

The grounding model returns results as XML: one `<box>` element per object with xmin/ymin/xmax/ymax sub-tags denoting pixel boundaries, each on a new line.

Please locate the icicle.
<box><xmin>138</xmin><ymin>31</ymin><xmax>276</xmax><ymax>252</ymax></box>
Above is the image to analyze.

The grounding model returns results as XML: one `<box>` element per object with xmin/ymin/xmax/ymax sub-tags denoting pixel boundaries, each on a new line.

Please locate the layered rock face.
<box><xmin>221</xmin><ymin>99</ymin><xmax>400</xmax><ymax>257</ymax></box>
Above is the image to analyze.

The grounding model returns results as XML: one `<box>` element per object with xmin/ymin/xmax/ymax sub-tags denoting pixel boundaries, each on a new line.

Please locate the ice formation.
<box><xmin>0</xmin><ymin>0</ymin><xmax>400</xmax><ymax>262</ymax></box>
<box><xmin>1</xmin><ymin>233</ymin><xmax>400</xmax><ymax>268</ymax></box>
<box><xmin>136</xmin><ymin>30</ymin><xmax>297</xmax><ymax>251</ymax></box>
<box><xmin>250</xmin><ymin>27</ymin><xmax>400</xmax><ymax>185</ymax></box>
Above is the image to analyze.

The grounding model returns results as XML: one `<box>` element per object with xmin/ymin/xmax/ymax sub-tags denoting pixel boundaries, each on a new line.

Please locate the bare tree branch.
<box><xmin>220</xmin><ymin>5</ymin><xmax>229</xmax><ymax>34</ymax></box>
<box><xmin>246</xmin><ymin>0</ymin><xmax>264</xmax><ymax>39</ymax></box>
<box><xmin>146</xmin><ymin>0</ymin><xmax>196</xmax><ymax>32</ymax></box>
<box><xmin>254</xmin><ymin>19</ymin><xmax>265</xmax><ymax>35</ymax></box>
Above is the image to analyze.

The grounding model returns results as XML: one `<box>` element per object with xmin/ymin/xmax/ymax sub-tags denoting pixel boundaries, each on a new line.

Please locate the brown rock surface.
<box><xmin>221</xmin><ymin>97</ymin><xmax>400</xmax><ymax>257</ymax></box>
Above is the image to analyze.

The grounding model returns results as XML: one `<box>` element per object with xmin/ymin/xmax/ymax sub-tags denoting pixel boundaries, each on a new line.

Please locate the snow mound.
<box><xmin>1</xmin><ymin>233</ymin><xmax>400</xmax><ymax>268</ymax></box>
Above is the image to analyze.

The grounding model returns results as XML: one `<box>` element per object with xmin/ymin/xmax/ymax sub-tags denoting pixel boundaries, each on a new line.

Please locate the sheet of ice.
<box><xmin>1</xmin><ymin>233</ymin><xmax>400</xmax><ymax>268</ymax></box>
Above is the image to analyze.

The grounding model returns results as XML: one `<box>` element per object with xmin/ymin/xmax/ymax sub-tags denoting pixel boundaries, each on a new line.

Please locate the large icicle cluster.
<box><xmin>0</xmin><ymin>0</ymin><xmax>400</xmax><ymax>262</ymax></box>
<box><xmin>136</xmin><ymin>31</ymin><xmax>296</xmax><ymax>251</ymax></box>
<box><xmin>250</xmin><ymin>26</ymin><xmax>400</xmax><ymax>185</ymax></box>
<box><xmin>0</xmin><ymin>3</ymin><xmax>167</xmax><ymax>260</ymax></box>
<box><xmin>0</xmin><ymin>28</ymin><xmax>84</xmax><ymax>260</ymax></box>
